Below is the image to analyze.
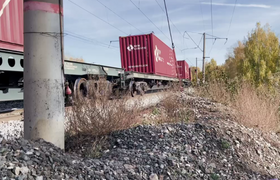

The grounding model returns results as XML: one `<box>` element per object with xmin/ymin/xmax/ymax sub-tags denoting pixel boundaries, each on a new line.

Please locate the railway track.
<box><xmin>0</xmin><ymin>91</ymin><xmax>169</xmax><ymax>121</ymax></box>
<box><xmin>0</xmin><ymin>87</ymin><xmax>193</xmax><ymax>123</ymax></box>
<box><xmin>0</xmin><ymin>109</ymin><xmax>23</xmax><ymax>122</ymax></box>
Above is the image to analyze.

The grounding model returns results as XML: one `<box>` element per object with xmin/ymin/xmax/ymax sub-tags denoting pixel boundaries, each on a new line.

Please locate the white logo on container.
<box><xmin>0</xmin><ymin>0</ymin><xmax>11</xmax><ymax>18</ymax></box>
<box><xmin>127</xmin><ymin>44</ymin><xmax>146</xmax><ymax>51</ymax></box>
<box><xmin>154</xmin><ymin>45</ymin><xmax>164</xmax><ymax>62</ymax></box>
<box><xmin>127</xmin><ymin>45</ymin><xmax>134</xmax><ymax>51</ymax></box>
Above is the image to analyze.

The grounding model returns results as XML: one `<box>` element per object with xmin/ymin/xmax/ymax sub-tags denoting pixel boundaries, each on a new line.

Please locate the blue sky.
<box><xmin>63</xmin><ymin>0</ymin><xmax>280</xmax><ymax>70</ymax></box>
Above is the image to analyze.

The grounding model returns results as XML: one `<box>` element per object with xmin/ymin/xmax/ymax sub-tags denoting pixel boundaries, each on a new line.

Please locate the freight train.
<box><xmin>0</xmin><ymin>0</ymin><xmax>192</xmax><ymax>103</ymax></box>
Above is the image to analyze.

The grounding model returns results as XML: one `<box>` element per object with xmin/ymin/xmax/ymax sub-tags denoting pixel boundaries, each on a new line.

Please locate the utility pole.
<box><xmin>202</xmin><ymin>33</ymin><xmax>227</xmax><ymax>83</ymax></box>
<box><xmin>196</xmin><ymin>58</ymin><xmax>198</xmax><ymax>85</ymax></box>
<box><xmin>183</xmin><ymin>31</ymin><xmax>227</xmax><ymax>84</ymax></box>
<box><xmin>202</xmin><ymin>33</ymin><xmax>206</xmax><ymax>83</ymax></box>
<box><xmin>163</xmin><ymin>0</ymin><xmax>182</xmax><ymax>88</ymax></box>
<box><xmin>24</xmin><ymin>0</ymin><xmax>65</xmax><ymax>149</ymax></box>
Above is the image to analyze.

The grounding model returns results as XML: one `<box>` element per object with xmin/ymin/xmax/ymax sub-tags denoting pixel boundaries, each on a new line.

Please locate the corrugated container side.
<box><xmin>152</xmin><ymin>34</ymin><xmax>177</xmax><ymax>78</ymax></box>
<box><xmin>185</xmin><ymin>61</ymin><xmax>190</xmax><ymax>79</ymax></box>
<box><xmin>119</xmin><ymin>34</ymin><xmax>153</xmax><ymax>74</ymax></box>
<box><xmin>177</xmin><ymin>60</ymin><xmax>190</xmax><ymax>79</ymax></box>
<box><xmin>0</xmin><ymin>0</ymin><xmax>24</xmax><ymax>52</ymax></box>
<box><xmin>177</xmin><ymin>61</ymin><xmax>184</xmax><ymax>79</ymax></box>
<box><xmin>119</xmin><ymin>33</ymin><xmax>177</xmax><ymax>78</ymax></box>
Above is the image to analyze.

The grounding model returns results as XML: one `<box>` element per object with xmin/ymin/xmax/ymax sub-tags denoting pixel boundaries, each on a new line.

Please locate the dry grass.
<box><xmin>196</xmin><ymin>81</ymin><xmax>232</xmax><ymax>105</ymax></box>
<box><xmin>196</xmin><ymin>81</ymin><xmax>280</xmax><ymax>133</ymax></box>
<box><xmin>233</xmin><ymin>84</ymin><xmax>280</xmax><ymax>132</ymax></box>
<box><xmin>65</xmin><ymin>79</ymin><xmax>197</xmax><ymax>156</ymax></box>
<box><xmin>154</xmin><ymin>92</ymin><xmax>195</xmax><ymax>124</ymax></box>
<box><xmin>65</xmin><ymin>79</ymin><xmax>140</xmax><ymax>137</ymax></box>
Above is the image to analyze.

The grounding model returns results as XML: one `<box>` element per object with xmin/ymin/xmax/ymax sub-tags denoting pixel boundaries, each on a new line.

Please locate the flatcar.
<box><xmin>0</xmin><ymin>0</ymin><xmax>191</xmax><ymax>103</ymax></box>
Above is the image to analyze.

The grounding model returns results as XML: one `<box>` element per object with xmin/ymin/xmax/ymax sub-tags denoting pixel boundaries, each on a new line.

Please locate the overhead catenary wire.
<box><xmin>185</xmin><ymin>58</ymin><xmax>195</xmax><ymax>67</ymax></box>
<box><xmin>184</xmin><ymin>31</ymin><xmax>203</xmax><ymax>52</ymax></box>
<box><xmin>65</xmin><ymin>30</ymin><xmax>119</xmax><ymax>49</ymax></box>
<box><xmin>198</xmin><ymin>35</ymin><xmax>203</xmax><ymax>47</ymax></box>
<box><xmin>95</xmin><ymin>0</ymin><xmax>144</xmax><ymax>34</ymax></box>
<box><xmin>163</xmin><ymin>0</ymin><xmax>174</xmax><ymax>48</ymax></box>
<box><xmin>208</xmin><ymin>38</ymin><xmax>216</xmax><ymax>56</ymax></box>
<box><xmin>227</xmin><ymin>0</ymin><xmax>237</xmax><ymax>37</ymax></box>
<box><xmin>205</xmin><ymin>33</ymin><xmax>220</xmax><ymax>38</ymax></box>
<box><xmin>154</xmin><ymin>0</ymin><xmax>183</xmax><ymax>36</ymax></box>
<box><xmin>185</xmin><ymin>31</ymin><xmax>204</xmax><ymax>35</ymax></box>
<box><xmin>206</xmin><ymin>35</ymin><xmax>228</xmax><ymax>56</ymax></box>
<box><xmin>155</xmin><ymin>0</ymin><xmax>189</xmax><ymax>54</ymax></box>
<box><xmin>198</xmin><ymin>0</ymin><xmax>206</xmax><ymax>32</ymax></box>
<box><xmin>210</xmin><ymin>0</ymin><xmax>213</xmax><ymax>43</ymax></box>
<box><xmin>67</xmin><ymin>35</ymin><xmax>118</xmax><ymax>50</ymax></box>
<box><xmin>68</xmin><ymin>0</ymin><xmax>128</xmax><ymax>35</ymax></box>
<box><xmin>129</xmin><ymin>0</ymin><xmax>170</xmax><ymax>41</ymax></box>
<box><xmin>65</xmin><ymin>30</ymin><xmax>118</xmax><ymax>47</ymax></box>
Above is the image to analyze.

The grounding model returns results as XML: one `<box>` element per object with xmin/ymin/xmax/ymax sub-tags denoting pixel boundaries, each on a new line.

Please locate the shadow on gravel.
<box><xmin>65</xmin><ymin>121</ymin><xmax>276</xmax><ymax>180</ymax></box>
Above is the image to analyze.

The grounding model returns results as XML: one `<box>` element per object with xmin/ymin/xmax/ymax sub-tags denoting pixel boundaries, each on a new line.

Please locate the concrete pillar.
<box><xmin>24</xmin><ymin>0</ymin><xmax>65</xmax><ymax>149</ymax></box>
<box><xmin>202</xmin><ymin>33</ymin><xmax>206</xmax><ymax>84</ymax></box>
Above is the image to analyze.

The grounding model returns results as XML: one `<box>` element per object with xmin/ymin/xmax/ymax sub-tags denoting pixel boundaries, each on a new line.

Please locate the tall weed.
<box><xmin>233</xmin><ymin>83</ymin><xmax>280</xmax><ymax>132</ymax></box>
<box><xmin>65</xmin><ymin>79</ymin><xmax>140</xmax><ymax>137</ymax></box>
<box><xmin>196</xmin><ymin>80</ymin><xmax>280</xmax><ymax>132</ymax></box>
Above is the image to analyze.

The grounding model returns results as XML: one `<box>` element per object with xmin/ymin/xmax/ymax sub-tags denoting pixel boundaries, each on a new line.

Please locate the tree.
<box><xmin>205</xmin><ymin>58</ymin><xmax>219</xmax><ymax>81</ymax></box>
<box><xmin>243</xmin><ymin>22</ymin><xmax>280</xmax><ymax>86</ymax></box>
<box><xmin>224</xmin><ymin>41</ymin><xmax>245</xmax><ymax>79</ymax></box>
<box><xmin>190</xmin><ymin>66</ymin><xmax>201</xmax><ymax>84</ymax></box>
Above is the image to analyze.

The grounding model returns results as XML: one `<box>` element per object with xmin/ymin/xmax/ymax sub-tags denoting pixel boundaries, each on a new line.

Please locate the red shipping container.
<box><xmin>0</xmin><ymin>0</ymin><xmax>24</xmax><ymax>52</ymax></box>
<box><xmin>177</xmin><ymin>60</ymin><xmax>190</xmax><ymax>80</ymax></box>
<box><xmin>119</xmin><ymin>33</ymin><xmax>177</xmax><ymax>78</ymax></box>
<box><xmin>189</xmin><ymin>67</ymin><xmax>192</xmax><ymax>81</ymax></box>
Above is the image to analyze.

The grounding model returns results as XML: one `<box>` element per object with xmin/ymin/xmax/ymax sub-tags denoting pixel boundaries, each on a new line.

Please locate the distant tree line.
<box><xmin>191</xmin><ymin>22</ymin><xmax>280</xmax><ymax>89</ymax></box>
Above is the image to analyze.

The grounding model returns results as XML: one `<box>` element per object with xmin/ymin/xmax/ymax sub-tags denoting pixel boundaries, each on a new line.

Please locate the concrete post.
<box><xmin>196</xmin><ymin>58</ymin><xmax>198</xmax><ymax>85</ymax></box>
<box><xmin>24</xmin><ymin>0</ymin><xmax>65</xmax><ymax>149</ymax></box>
<box><xmin>202</xmin><ymin>33</ymin><xmax>206</xmax><ymax>84</ymax></box>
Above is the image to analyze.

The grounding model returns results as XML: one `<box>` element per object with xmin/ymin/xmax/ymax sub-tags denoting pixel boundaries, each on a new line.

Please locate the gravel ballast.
<box><xmin>0</xmin><ymin>93</ymin><xmax>279</xmax><ymax>180</ymax></box>
<box><xmin>0</xmin><ymin>101</ymin><xmax>23</xmax><ymax>111</ymax></box>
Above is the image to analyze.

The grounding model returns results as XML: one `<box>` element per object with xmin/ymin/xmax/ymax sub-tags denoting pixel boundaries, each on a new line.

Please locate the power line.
<box><xmin>129</xmin><ymin>0</ymin><xmax>170</xmax><ymax>40</ymax></box>
<box><xmin>65</xmin><ymin>30</ymin><xmax>117</xmax><ymax>47</ymax></box>
<box><xmin>185</xmin><ymin>58</ymin><xmax>195</xmax><ymax>66</ymax></box>
<box><xmin>208</xmin><ymin>39</ymin><xmax>216</xmax><ymax>56</ymax></box>
<box><xmin>227</xmin><ymin>0</ymin><xmax>237</xmax><ymax>37</ymax></box>
<box><xmin>205</xmin><ymin>33</ymin><xmax>220</xmax><ymax>38</ymax></box>
<box><xmin>65</xmin><ymin>30</ymin><xmax>119</xmax><ymax>49</ymax></box>
<box><xmin>210</xmin><ymin>0</ymin><xmax>213</xmax><ymax>42</ymax></box>
<box><xmin>67</xmin><ymin>35</ymin><xmax>118</xmax><ymax>50</ymax></box>
<box><xmin>154</xmin><ymin>0</ymin><xmax>191</xmax><ymax>54</ymax></box>
<box><xmin>163</xmin><ymin>0</ymin><xmax>174</xmax><ymax>48</ymax></box>
<box><xmin>206</xmin><ymin>35</ymin><xmax>228</xmax><ymax>56</ymax></box>
<box><xmin>183</xmin><ymin>31</ymin><xmax>203</xmax><ymax>52</ymax></box>
<box><xmin>95</xmin><ymin>0</ymin><xmax>144</xmax><ymax>34</ymax></box>
<box><xmin>184</xmin><ymin>31</ymin><xmax>204</xmax><ymax>35</ymax></box>
<box><xmin>198</xmin><ymin>0</ymin><xmax>205</xmax><ymax>32</ymax></box>
<box><xmin>154</xmin><ymin>0</ymin><xmax>183</xmax><ymax>36</ymax></box>
<box><xmin>68</xmin><ymin>0</ymin><xmax>128</xmax><ymax>35</ymax></box>
<box><xmin>198</xmin><ymin>35</ymin><xmax>203</xmax><ymax>47</ymax></box>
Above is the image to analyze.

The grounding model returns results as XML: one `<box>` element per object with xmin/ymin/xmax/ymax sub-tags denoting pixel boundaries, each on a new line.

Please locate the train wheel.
<box><xmin>139</xmin><ymin>84</ymin><xmax>145</xmax><ymax>96</ymax></box>
<box><xmin>130</xmin><ymin>82</ymin><xmax>137</xmax><ymax>97</ymax></box>
<box><xmin>74</xmin><ymin>78</ymin><xmax>87</xmax><ymax>100</ymax></box>
<box><xmin>131</xmin><ymin>89</ymin><xmax>137</xmax><ymax>97</ymax></box>
<box><xmin>86</xmin><ymin>80</ymin><xmax>99</xmax><ymax>99</ymax></box>
<box><xmin>139</xmin><ymin>89</ymin><xmax>144</xmax><ymax>96</ymax></box>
